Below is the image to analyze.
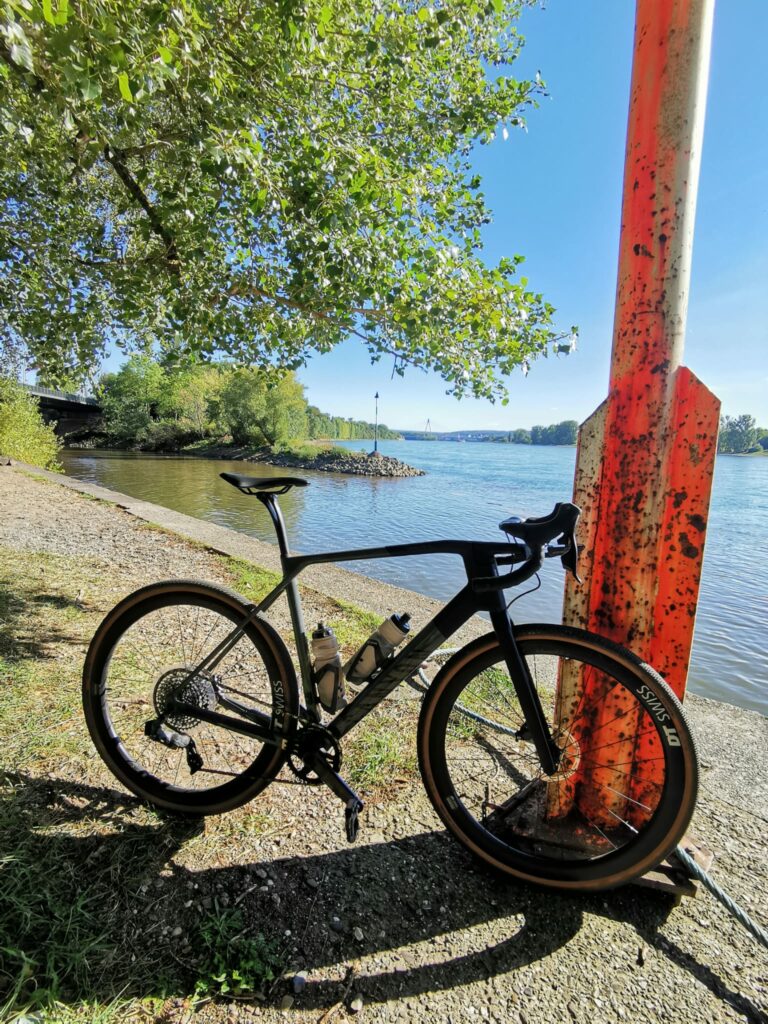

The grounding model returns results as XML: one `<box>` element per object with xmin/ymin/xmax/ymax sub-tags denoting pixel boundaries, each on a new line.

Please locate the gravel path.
<box><xmin>1</xmin><ymin>466</ymin><xmax>766</xmax><ymax>1024</ymax></box>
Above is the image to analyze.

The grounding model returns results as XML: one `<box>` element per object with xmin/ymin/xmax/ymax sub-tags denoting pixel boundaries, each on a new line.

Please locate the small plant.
<box><xmin>193</xmin><ymin>909</ymin><xmax>283</xmax><ymax>1001</ymax></box>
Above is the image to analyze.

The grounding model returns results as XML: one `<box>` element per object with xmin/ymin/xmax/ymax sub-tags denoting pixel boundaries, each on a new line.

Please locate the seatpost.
<box><xmin>256</xmin><ymin>493</ymin><xmax>319</xmax><ymax>719</ymax></box>
<box><xmin>257</xmin><ymin>493</ymin><xmax>291</xmax><ymax>557</ymax></box>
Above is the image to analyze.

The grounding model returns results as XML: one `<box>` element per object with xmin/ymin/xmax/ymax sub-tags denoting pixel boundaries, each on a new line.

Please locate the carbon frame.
<box><xmin>170</xmin><ymin>493</ymin><xmax>561</xmax><ymax>774</ymax></box>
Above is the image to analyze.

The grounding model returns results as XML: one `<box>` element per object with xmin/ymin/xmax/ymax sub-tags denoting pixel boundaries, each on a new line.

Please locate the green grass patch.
<box><xmin>326</xmin><ymin>598</ymin><xmax>381</xmax><ymax>651</ymax></box>
<box><xmin>193</xmin><ymin>909</ymin><xmax>283</xmax><ymax>1002</ymax></box>
<box><xmin>220</xmin><ymin>556</ymin><xmax>282</xmax><ymax>601</ymax></box>
<box><xmin>345</xmin><ymin>703</ymin><xmax>418</xmax><ymax>792</ymax></box>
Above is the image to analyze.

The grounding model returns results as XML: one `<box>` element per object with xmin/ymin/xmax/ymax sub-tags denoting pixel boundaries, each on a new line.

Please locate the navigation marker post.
<box><xmin>554</xmin><ymin>0</ymin><xmax>721</xmax><ymax>829</ymax></box>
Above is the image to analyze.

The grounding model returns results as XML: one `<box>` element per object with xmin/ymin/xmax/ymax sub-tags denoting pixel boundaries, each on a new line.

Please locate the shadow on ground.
<box><xmin>2</xmin><ymin>772</ymin><xmax>762</xmax><ymax>1021</ymax></box>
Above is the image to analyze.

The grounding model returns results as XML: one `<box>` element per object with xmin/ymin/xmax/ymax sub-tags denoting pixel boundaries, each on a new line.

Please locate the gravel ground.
<box><xmin>1</xmin><ymin>465</ymin><xmax>766</xmax><ymax>1024</ymax></box>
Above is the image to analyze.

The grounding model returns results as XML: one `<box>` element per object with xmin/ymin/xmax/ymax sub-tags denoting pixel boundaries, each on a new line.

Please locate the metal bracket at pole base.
<box><xmin>633</xmin><ymin>833</ymin><xmax>714</xmax><ymax>900</ymax></box>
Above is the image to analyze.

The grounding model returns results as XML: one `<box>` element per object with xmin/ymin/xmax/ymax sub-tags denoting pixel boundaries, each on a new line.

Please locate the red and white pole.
<box><xmin>556</xmin><ymin>0</ymin><xmax>720</xmax><ymax>823</ymax></box>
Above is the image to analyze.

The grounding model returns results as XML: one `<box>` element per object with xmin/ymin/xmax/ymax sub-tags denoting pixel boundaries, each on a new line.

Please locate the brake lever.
<box><xmin>561</xmin><ymin>535</ymin><xmax>582</xmax><ymax>583</ymax></box>
<box><xmin>547</xmin><ymin>535</ymin><xmax>582</xmax><ymax>583</ymax></box>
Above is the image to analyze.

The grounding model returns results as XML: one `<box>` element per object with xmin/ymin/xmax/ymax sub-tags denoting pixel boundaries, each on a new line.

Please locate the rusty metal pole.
<box><xmin>556</xmin><ymin>0</ymin><xmax>721</xmax><ymax>824</ymax></box>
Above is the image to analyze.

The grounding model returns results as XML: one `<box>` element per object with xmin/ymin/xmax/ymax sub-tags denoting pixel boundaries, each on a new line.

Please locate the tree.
<box><xmin>98</xmin><ymin>353</ymin><xmax>165</xmax><ymax>443</ymax></box>
<box><xmin>718</xmin><ymin>414</ymin><xmax>758</xmax><ymax>454</ymax></box>
<box><xmin>217</xmin><ymin>367</ymin><xmax>307</xmax><ymax>446</ymax></box>
<box><xmin>0</xmin><ymin>375</ymin><xmax>61</xmax><ymax>468</ymax></box>
<box><xmin>1</xmin><ymin>0</ymin><xmax>574</xmax><ymax>398</ymax></box>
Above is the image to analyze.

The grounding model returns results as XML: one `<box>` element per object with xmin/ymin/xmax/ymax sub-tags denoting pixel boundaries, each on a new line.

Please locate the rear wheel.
<box><xmin>83</xmin><ymin>580</ymin><xmax>298</xmax><ymax>815</ymax></box>
<box><xmin>418</xmin><ymin>625</ymin><xmax>698</xmax><ymax>890</ymax></box>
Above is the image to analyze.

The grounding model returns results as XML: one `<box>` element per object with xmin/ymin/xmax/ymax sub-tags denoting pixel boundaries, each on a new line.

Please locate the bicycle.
<box><xmin>82</xmin><ymin>473</ymin><xmax>698</xmax><ymax>891</ymax></box>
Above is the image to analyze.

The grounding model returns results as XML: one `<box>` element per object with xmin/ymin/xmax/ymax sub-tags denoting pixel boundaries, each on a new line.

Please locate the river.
<box><xmin>60</xmin><ymin>441</ymin><xmax>767</xmax><ymax>715</ymax></box>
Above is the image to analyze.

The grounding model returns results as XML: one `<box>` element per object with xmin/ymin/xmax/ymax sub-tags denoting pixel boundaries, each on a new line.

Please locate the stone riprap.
<box><xmin>247</xmin><ymin>448</ymin><xmax>426</xmax><ymax>477</ymax></box>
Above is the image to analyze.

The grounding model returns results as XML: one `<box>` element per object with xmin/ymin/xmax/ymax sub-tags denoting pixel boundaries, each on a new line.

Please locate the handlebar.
<box><xmin>471</xmin><ymin>502</ymin><xmax>582</xmax><ymax>594</ymax></box>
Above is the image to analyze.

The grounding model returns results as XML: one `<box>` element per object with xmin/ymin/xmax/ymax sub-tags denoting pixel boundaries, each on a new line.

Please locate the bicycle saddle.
<box><xmin>220</xmin><ymin>472</ymin><xmax>309</xmax><ymax>495</ymax></box>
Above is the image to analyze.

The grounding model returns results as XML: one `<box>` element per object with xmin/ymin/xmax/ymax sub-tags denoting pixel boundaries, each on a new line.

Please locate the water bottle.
<box><xmin>311</xmin><ymin>623</ymin><xmax>346</xmax><ymax>713</ymax></box>
<box><xmin>345</xmin><ymin>613</ymin><xmax>411</xmax><ymax>686</ymax></box>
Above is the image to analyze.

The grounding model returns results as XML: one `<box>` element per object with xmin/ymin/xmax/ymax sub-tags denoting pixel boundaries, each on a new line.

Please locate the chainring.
<box><xmin>287</xmin><ymin>723</ymin><xmax>342</xmax><ymax>785</ymax></box>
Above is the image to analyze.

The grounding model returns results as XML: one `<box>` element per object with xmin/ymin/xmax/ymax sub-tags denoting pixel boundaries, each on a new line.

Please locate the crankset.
<box><xmin>287</xmin><ymin>723</ymin><xmax>342</xmax><ymax>785</ymax></box>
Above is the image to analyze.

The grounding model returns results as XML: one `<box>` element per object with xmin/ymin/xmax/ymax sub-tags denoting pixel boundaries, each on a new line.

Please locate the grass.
<box><xmin>0</xmin><ymin>541</ymin><xmax>288</xmax><ymax>1020</ymax></box>
<box><xmin>344</xmin><ymin>704</ymin><xmax>418</xmax><ymax>792</ymax></box>
<box><xmin>220</xmin><ymin>555</ymin><xmax>282</xmax><ymax>600</ymax></box>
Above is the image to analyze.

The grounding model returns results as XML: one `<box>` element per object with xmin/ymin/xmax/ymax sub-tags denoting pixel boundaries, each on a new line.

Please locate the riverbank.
<box><xmin>67</xmin><ymin>439</ymin><xmax>426</xmax><ymax>477</ymax></box>
<box><xmin>0</xmin><ymin>463</ymin><xmax>765</xmax><ymax>1024</ymax></box>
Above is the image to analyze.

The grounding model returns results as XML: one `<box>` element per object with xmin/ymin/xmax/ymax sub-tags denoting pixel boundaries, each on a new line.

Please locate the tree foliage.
<box><xmin>717</xmin><ymin>414</ymin><xmax>759</xmax><ymax>454</ymax></box>
<box><xmin>97</xmin><ymin>355</ymin><xmax>401</xmax><ymax>448</ymax></box>
<box><xmin>1</xmin><ymin>0</ymin><xmax>574</xmax><ymax>398</ymax></box>
<box><xmin>530</xmin><ymin>420</ymin><xmax>577</xmax><ymax>446</ymax></box>
<box><xmin>0</xmin><ymin>375</ymin><xmax>61</xmax><ymax>468</ymax></box>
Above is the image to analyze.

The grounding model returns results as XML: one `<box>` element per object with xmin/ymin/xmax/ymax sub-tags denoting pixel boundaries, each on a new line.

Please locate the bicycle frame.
<box><xmin>170</xmin><ymin>492</ymin><xmax>562</xmax><ymax>775</ymax></box>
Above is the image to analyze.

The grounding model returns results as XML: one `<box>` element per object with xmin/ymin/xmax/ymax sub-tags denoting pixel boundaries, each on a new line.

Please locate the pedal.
<box><xmin>345</xmin><ymin>799</ymin><xmax>363</xmax><ymax>843</ymax></box>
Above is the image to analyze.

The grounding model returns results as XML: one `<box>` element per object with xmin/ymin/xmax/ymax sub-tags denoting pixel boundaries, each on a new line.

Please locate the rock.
<box><xmin>350</xmin><ymin>995</ymin><xmax>364</xmax><ymax>1014</ymax></box>
<box><xmin>292</xmin><ymin>971</ymin><xmax>307</xmax><ymax>994</ymax></box>
<box><xmin>245</xmin><ymin>448</ymin><xmax>426</xmax><ymax>479</ymax></box>
<box><xmin>330</xmin><ymin>916</ymin><xmax>344</xmax><ymax>933</ymax></box>
<box><xmin>279</xmin><ymin>995</ymin><xmax>294</xmax><ymax>1011</ymax></box>
<box><xmin>353</xmin><ymin>926</ymin><xmax>364</xmax><ymax>942</ymax></box>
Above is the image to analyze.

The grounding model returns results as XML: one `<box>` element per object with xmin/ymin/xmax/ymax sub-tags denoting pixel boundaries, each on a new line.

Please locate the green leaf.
<box><xmin>79</xmin><ymin>78</ymin><xmax>102</xmax><ymax>101</ymax></box>
<box><xmin>117</xmin><ymin>72</ymin><xmax>133</xmax><ymax>102</ymax></box>
<box><xmin>42</xmin><ymin>0</ymin><xmax>55</xmax><ymax>25</ymax></box>
<box><xmin>54</xmin><ymin>0</ymin><xmax>69</xmax><ymax>25</ymax></box>
<box><xmin>157</xmin><ymin>45</ymin><xmax>173</xmax><ymax>64</ymax></box>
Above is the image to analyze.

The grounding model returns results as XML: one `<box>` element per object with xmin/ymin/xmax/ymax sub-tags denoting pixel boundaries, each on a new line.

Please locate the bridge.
<box><xmin>24</xmin><ymin>384</ymin><xmax>102</xmax><ymax>436</ymax></box>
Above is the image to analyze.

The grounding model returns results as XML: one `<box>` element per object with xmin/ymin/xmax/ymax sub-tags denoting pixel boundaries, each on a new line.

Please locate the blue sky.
<box><xmin>299</xmin><ymin>1</ymin><xmax>768</xmax><ymax>433</ymax></box>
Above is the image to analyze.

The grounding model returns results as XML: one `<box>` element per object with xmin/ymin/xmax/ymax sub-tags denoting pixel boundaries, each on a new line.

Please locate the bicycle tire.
<box><xmin>83</xmin><ymin>579</ymin><xmax>299</xmax><ymax>815</ymax></box>
<box><xmin>418</xmin><ymin>624</ymin><xmax>698</xmax><ymax>891</ymax></box>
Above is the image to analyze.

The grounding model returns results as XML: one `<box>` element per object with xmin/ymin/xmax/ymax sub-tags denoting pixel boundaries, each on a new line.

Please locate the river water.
<box><xmin>60</xmin><ymin>442</ymin><xmax>767</xmax><ymax>715</ymax></box>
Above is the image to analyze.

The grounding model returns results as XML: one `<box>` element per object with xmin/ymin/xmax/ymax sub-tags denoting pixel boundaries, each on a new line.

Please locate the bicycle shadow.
<box><xmin>1</xmin><ymin>771</ymin><xmax>760</xmax><ymax>1021</ymax></box>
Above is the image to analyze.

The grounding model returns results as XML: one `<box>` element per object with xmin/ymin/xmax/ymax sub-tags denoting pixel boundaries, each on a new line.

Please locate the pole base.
<box><xmin>633</xmin><ymin>833</ymin><xmax>714</xmax><ymax>899</ymax></box>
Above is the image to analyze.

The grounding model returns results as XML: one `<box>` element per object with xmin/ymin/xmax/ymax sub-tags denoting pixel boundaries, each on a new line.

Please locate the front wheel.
<box><xmin>83</xmin><ymin>580</ymin><xmax>299</xmax><ymax>815</ymax></box>
<box><xmin>418</xmin><ymin>625</ymin><xmax>698</xmax><ymax>891</ymax></box>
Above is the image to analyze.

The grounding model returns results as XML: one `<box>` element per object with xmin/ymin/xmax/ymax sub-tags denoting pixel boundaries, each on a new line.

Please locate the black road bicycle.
<box><xmin>82</xmin><ymin>473</ymin><xmax>698</xmax><ymax>891</ymax></box>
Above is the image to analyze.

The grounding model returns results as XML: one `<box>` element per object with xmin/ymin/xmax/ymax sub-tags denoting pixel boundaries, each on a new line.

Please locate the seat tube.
<box><xmin>489</xmin><ymin>599</ymin><xmax>561</xmax><ymax>776</ymax></box>
<box><xmin>258</xmin><ymin>495</ymin><xmax>317</xmax><ymax>714</ymax></box>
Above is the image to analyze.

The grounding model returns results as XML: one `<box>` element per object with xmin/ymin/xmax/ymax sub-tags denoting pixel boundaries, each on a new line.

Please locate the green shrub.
<box><xmin>0</xmin><ymin>378</ymin><xmax>61</xmax><ymax>470</ymax></box>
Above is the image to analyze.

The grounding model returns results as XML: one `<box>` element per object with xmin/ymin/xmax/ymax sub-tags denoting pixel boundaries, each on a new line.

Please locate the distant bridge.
<box><xmin>23</xmin><ymin>384</ymin><xmax>102</xmax><ymax>435</ymax></box>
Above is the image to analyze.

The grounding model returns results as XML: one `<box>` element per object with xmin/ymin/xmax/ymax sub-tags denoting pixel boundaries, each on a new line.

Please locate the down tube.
<box><xmin>329</xmin><ymin>587</ymin><xmax>478</xmax><ymax>740</ymax></box>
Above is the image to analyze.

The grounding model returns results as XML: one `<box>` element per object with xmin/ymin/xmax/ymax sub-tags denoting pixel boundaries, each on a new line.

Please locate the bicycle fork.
<box><xmin>489</xmin><ymin>605</ymin><xmax>562</xmax><ymax>777</ymax></box>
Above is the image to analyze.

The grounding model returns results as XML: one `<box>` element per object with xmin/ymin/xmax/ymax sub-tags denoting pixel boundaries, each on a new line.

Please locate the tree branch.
<box><xmin>102</xmin><ymin>145</ymin><xmax>179</xmax><ymax>265</ymax></box>
<box><xmin>1</xmin><ymin>43</ymin><xmax>180</xmax><ymax>268</ymax></box>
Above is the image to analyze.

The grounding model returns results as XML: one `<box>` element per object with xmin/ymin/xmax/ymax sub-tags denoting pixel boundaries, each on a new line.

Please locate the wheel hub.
<box><xmin>153</xmin><ymin>665</ymin><xmax>218</xmax><ymax>730</ymax></box>
<box><xmin>545</xmin><ymin>729</ymin><xmax>581</xmax><ymax>781</ymax></box>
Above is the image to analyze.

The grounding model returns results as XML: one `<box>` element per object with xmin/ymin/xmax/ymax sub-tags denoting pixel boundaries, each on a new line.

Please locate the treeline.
<box><xmin>494</xmin><ymin>421</ymin><xmax>578</xmax><ymax>446</ymax></box>
<box><xmin>717</xmin><ymin>414</ymin><xmax>768</xmax><ymax>455</ymax></box>
<box><xmin>96</xmin><ymin>356</ymin><xmax>401</xmax><ymax>449</ymax></box>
